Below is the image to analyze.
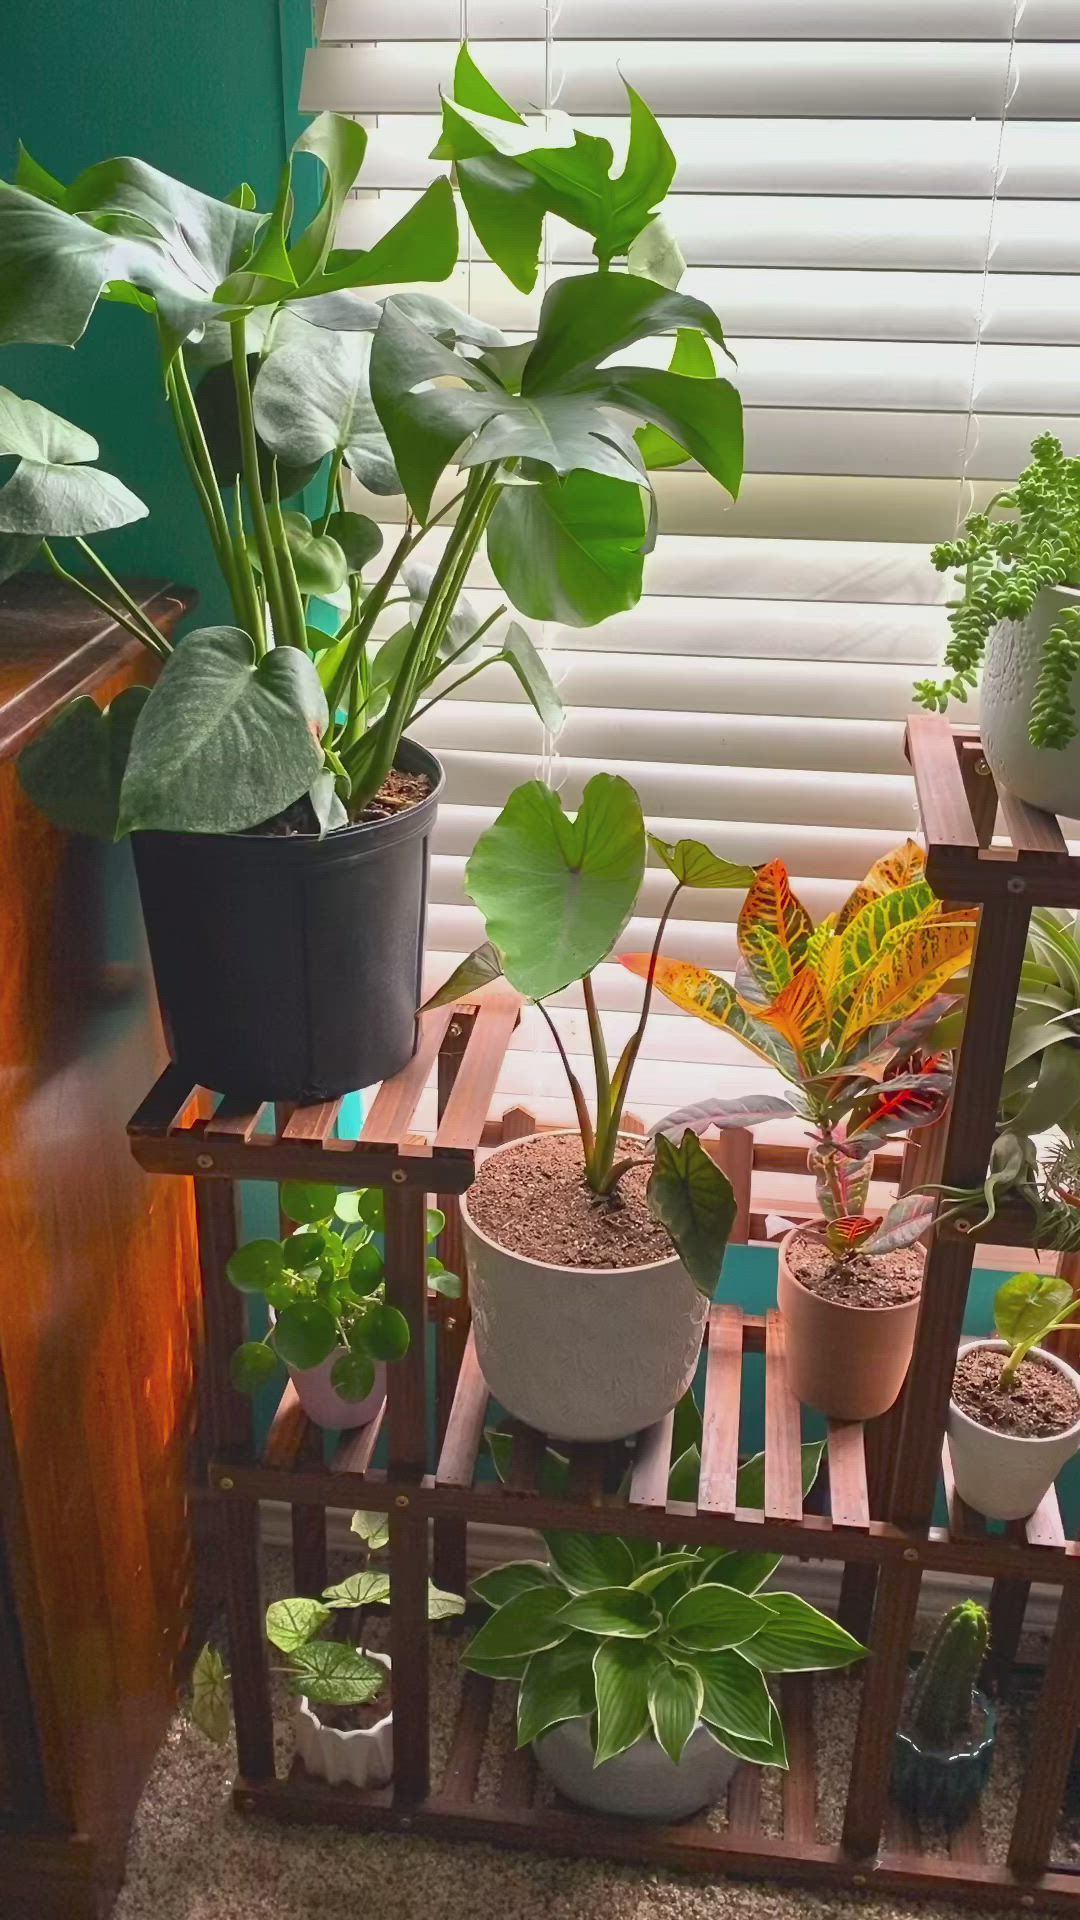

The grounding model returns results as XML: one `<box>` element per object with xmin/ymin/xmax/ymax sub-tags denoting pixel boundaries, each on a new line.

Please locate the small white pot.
<box><xmin>947</xmin><ymin>1339</ymin><xmax>1080</xmax><ymax>1522</ymax></box>
<box><xmin>980</xmin><ymin>585</ymin><xmax>1080</xmax><ymax>817</ymax></box>
<box><xmin>460</xmin><ymin>1132</ymin><xmax>708</xmax><ymax>1442</ymax></box>
<box><xmin>534</xmin><ymin>1713</ymin><xmax>740</xmax><ymax>1820</ymax></box>
<box><xmin>287</xmin><ymin>1353</ymin><xmax>386</xmax><ymax>1432</ymax></box>
<box><xmin>293</xmin><ymin>1650</ymin><xmax>393</xmax><ymax>1787</ymax></box>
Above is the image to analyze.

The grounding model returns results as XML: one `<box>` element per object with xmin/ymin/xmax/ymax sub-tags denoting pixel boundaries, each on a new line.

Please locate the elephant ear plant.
<box><xmin>1</xmin><ymin>46</ymin><xmax>744</xmax><ymax>1102</ymax></box>
<box><xmin>424</xmin><ymin>774</ymin><xmax>754</xmax><ymax>1441</ymax></box>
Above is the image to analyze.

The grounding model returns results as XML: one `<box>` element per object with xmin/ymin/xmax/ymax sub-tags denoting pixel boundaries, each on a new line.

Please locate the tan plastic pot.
<box><xmin>460</xmin><ymin>1132</ymin><xmax>708</xmax><ymax>1443</ymax></box>
<box><xmin>776</xmin><ymin>1227</ymin><xmax>922</xmax><ymax>1422</ymax></box>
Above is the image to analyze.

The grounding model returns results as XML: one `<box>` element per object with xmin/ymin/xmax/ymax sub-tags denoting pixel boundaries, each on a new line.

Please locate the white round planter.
<box><xmin>294</xmin><ymin>1650</ymin><xmax>393</xmax><ymax>1787</ymax></box>
<box><xmin>287</xmin><ymin>1352</ymin><xmax>386</xmax><ymax>1432</ymax></box>
<box><xmin>947</xmin><ymin>1339</ymin><xmax>1080</xmax><ymax>1522</ymax></box>
<box><xmin>980</xmin><ymin>585</ymin><xmax>1080</xmax><ymax>817</ymax></box>
<box><xmin>460</xmin><ymin>1132</ymin><xmax>708</xmax><ymax>1443</ymax></box>
<box><xmin>534</xmin><ymin>1713</ymin><xmax>740</xmax><ymax>1819</ymax></box>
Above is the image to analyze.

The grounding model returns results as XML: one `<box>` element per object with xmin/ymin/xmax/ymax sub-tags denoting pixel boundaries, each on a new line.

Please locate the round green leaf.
<box><xmin>555</xmin><ymin>1587</ymin><xmax>660</xmax><ymax>1639</ymax></box>
<box><xmin>356</xmin><ymin>1188</ymin><xmax>384</xmax><ymax>1232</ymax></box>
<box><xmin>465</xmin><ymin>774</ymin><xmax>645</xmax><ymax>1002</ymax></box>
<box><xmin>995</xmin><ymin>1271</ymin><xmax>1072</xmax><ymax>1351</ymax></box>
<box><xmin>284</xmin><ymin>1229</ymin><xmax>326</xmax><ymax>1271</ymax></box>
<box><xmin>326</xmin><ymin>509</ymin><xmax>383</xmax><ymax>571</ymax></box>
<box><xmin>363</xmin><ymin>1303</ymin><xmax>410</xmax><ymax>1362</ymax></box>
<box><xmin>226</xmin><ymin>1238</ymin><xmax>286</xmax><ymax>1294</ymax></box>
<box><xmin>426</xmin><ymin>1207</ymin><xmax>446</xmax><ymax>1241</ymax></box>
<box><xmin>330</xmin><ymin>1348</ymin><xmax>376</xmax><ymax>1402</ymax></box>
<box><xmin>229</xmin><ymin>1341</ymin><xmax>279</xmax><ymax>1394</ymax></box>
<box><xmin>281</xmin><ymin>1182</ymin><xmax>339</xmax><ymax>1226</ymax></box>
<box><xmin>272</xmin><ymin>1300</ymin><xmax>338</xmax><ymax>1370</ymax></box>
<box><xmin>348</xmin><ymin>1242</ymin><xmax>385</xmax><ymax>1293</ymax></box>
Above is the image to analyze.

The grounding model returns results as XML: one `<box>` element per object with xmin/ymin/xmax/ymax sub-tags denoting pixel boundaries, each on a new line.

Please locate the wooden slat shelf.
<box><xmin>129</xmin><ymin>719</ymin><xmax>1080</xmax><ymax>1908</ymax></box>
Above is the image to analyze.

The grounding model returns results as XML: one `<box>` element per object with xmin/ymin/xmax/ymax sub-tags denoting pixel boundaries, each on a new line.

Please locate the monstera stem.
<box><xmin>230</xmin><ymin>317</ymin><xmax>290</xmax><ymax>648</ymax></box>
<box><xmin>40</xmin><ymin>541</ymin><xmax>168</xmax><ymax>658</ymax></box>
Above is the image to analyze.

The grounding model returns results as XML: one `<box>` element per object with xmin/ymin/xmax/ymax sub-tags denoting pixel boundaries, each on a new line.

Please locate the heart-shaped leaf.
<box><xmin>427</xmin><ymin>1582</ymin><xmax>466</xmax><ymax>1621</ymax></box>
<box><xmin>647</xmin><ymin>1131</ymin><xmax>737</xmax><ymax>1296</ymax></box>
<box><xmin>117</xmin><ymin>626</ymin><xmax>327</xmax><ymax>835</ymax></box>
<box><xmin>648</xmin><ymin>835</ymin><xmax>755</xmax><ymax>891</ymax></box>
<box><xmin>0</xmin><ymin>385</ymin><xmax>147</xmax><ymax>536</ymax></box>
<box><xmin>464</xmin><ymin>774</ymin><xmax>645</xmax><ymax>1001</ymax></box>
<box><xmin>266</xmin><ymin>1597</ymin><xmax>331</xmax><ymax>1652</ymax></box>
<box><xmin>325</xmin><ymin>509</ymin><xmax>382</xmax><ymax>572</ymax></box>
<box><xmin>321</xmin><ymin>1572</ymin><xmax>390</xmax><ymax>1610</ymax></box>
<box><xmin>191</xmin><ymin>1644</ymin><xmax>231</xmax><ymax>1745</ymax></box>
<box><xmin>350</xmin><ymin>1509</ymin><xmax>390</xmax><ymax>1551</ymax></box>
<box><xmin>17</xmin><ymin>683</ymin><xmax>150</xmax><ymax>840</ymax></box>
<box><xmin>287</xmin><ymin>1641</ymin><xmax>386</xmax><ymax>1706</ymax></box>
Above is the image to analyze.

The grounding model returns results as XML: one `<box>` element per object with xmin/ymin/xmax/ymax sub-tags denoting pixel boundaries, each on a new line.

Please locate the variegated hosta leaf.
<box><xmin>619</xmin><ymin>955</ymin><xmax>800</xmax><ymax>1079</ymax></box>
<box><xmin>838</xmin><ymin>917</ymin><xmax>976</xmax><ymax>1055</ymax></box>
<box><xmin>859</xmin><ymin>1191</ymin><xmax>936</xmax><ymax>1254</ymax></box>
<box><xmin>649</xmin><ymin>1094</ymin><xmax>796</xmax><ymax>1139</ymax></box>
<box><xmin>755</xmin><ymin>969</ymin><xmax>830</xmax><ymax>1062</ymax></box>
<box><xmin>737</xmin><ymin>859</ymin><xmax>814</xmax><ymax>997</ymax></box>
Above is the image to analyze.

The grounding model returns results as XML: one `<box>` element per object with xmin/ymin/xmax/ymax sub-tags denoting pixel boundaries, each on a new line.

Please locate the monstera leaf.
<box><xmin>0</xmin><ymin>387</ymin><xmax>146</xmax><ymax>536</ymax></box>
<box><xmin>464</xmin><ymin>775</ymin><xmax>646</xmax><ymax>1001</ymax></box>
<box><xmin>486</xmin><ymin>469</ymin><xmax>651</xmax><ymax>627</ymax></box>
<box><xmin>253</xmin><ymin>317</ymin><xmax>400</xmax><ymax>493</ymax></box>
<box><xmin>18</xmin><ymin>684</ymin><xmax>150</xmax><ymax>840</ymax></box>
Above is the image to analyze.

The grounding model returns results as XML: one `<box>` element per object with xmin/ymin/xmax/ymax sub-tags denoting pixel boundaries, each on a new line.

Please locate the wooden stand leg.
<box><xmin>385</xmin><ymin>1180</ymin><xmax>431</xmax><ymax>1800</ymax></box>
<box><xmin>836</xmin><ymin>1406</ymin><xmax>897</xmax><ymax>1640</ymax></box>
<box><xmin>1008</xmin><ymin>1584</ymin><xmax>1080</xmax><ymax>1878</ymax></box>
<box><xmin>196</xmin><ymin>1178</ymin><xmax>275</xmax><ymax>1782</ymax></box>
<box><xmin>985</xmin><ymin>1542</ymin><xmax>1029</xmax><ymax>1694</ymax></box>
<box><xmin>433</xmin><ymin>1011</ymin><xmax>477</xmax><ymax>1599</ymax></box>
<box><xmin>840</xmin><ymin>1562</ymin><xmax>921</xmax><ymax>1860</ymax></box>
<box><xmin>290</xmin><ymin>1422</ymin><xmax>328</xmax><ymax>1598</ymax></box>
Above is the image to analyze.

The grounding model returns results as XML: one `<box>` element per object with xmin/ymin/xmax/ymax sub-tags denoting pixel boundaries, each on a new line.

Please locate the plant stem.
<box><xmin>324</xmin><ymin>524</ymin><xmax>414</xmax><ymax>728</ymax></box>
<box><xmin>406</xmin><ymin>608</ymin><xmax>506</xmax><ymax>723</ymax></box>
<box><xmin>72</xmin><ymin>539</ymin><xmax>173</xmax><ymax>652</ymax></box>
<box><xmin>165</xmin><ymin>355</ymin><xmax>242</xmax><ymax>616</ymax></box>
<box><xmin>538</xmin><ymin>1001</ymin><xmax>595</xmax><ymax>1163</ymax></box>
<box><xmin>40</xmin><ymin>541</ymin><xmax>167</xmax><ymax>657</ymax></box>
<box><xmin>582</xmin><ymin>973</ymin><xmax>612</xmax><ymax>1191</ymax></box>
<box><xmin>266</xmin><ymin>462</ymin><xmax>308</xmax><ymax>649</ymax></box>
<box><xmin>229</xmin><ymin>480</ymin><xmax>267</xmax><ymax>656</ymax></box>
<box><xmin>594</xmin><ymin>881</ymin><xmax>683</xmax><ymax>1185</ymax></box>
<box><xmin>230</xmin><ymin>316</ymin><xmax>287</xmax><ymax>645</ymax></box>
<box><xmin>317</xmin><ymin>448</ymin><xmax>344</xmax><ymax>539</ymax></box>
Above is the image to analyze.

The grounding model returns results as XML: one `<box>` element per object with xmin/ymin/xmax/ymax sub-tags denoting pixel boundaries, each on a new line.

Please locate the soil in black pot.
<box><xmin>467</xmin><ymin>1133</ymin><xmax>670</xmax><ymax>1269</ymax></box>
<box><xmin>952</xmin><ymin>1346</ymin><xmax>1080</xmax><ymax>1437</ymax></box>
<box><xmin>789</xmin><ymin>1230</ymin><xmax>922</xmax><ymax>1308</ymax></box>
<box><xmin>309</xmin><ymin>1675</ymin><xmax>392</xmax><ymax>1733</ymax></box>
<box><xmin>254</xmin><ymin>768</ymin><xmax>433</xmax><ymax>837</ymax></box>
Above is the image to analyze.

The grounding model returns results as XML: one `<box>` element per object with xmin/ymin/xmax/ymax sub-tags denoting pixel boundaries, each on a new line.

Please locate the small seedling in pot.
<box><xmin>993</xmin><ymin>1271</ymin><xmax>1080</xmax><ymax>1388</ymax></box>
<box><xmin>226</xmin><ymin>1180</ymin><xmax>458</xmax><ymax>1404</ymax></box>
<box><xmin>893</xmin><ymin>1600</ymin><xmax>996</xmax><ymax>1827</ymax></box>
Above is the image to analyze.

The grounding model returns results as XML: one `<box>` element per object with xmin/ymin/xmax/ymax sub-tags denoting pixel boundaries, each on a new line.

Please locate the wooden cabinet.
<box><xmin>0</xmin><ymin>577</ymin><xmax>203</xmax><ymax>1919</ymax></box>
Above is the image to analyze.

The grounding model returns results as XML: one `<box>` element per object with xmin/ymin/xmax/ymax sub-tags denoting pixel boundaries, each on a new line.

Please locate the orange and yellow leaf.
<box><xmin>839</xmin><ymin>917</ymin><xmax>975</xmax><ymax>1051</ymax></box>
<box><xmin>618</xmin><ymin>954</ymin><xmax>800</xmax><ymax>1078</ymax></box>
<box><xmin>737</xmin><ymin>860</ymin><xmax>814</xmax><ymax>997</ymax></box>
<box><xmin>755</xmin><ymin>969</ymin><xmax>830</xmax><ymax>1061</ymax></box>
<box><xmin>833</xmin><ymin>839</ymin><xmax>926</xmax><ymax>934</ymax></box>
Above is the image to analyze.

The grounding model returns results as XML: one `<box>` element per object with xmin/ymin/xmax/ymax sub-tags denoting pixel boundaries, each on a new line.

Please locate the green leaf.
<box><xmin>350</xmin><ymin>1508</ymin><xmax>390</xmax><ymax>1551</ymax></box>
<box><xmin>713</xmin><ymin>1697</ymin><xmax>788</xmax><ymax>1769</ymax></box>
<box><xmin>356</xmin><ymin>1189</ymin><xmax>385</xmax><ymax>1232</ymax></box>
<box><xmin>649</xmin><ymin>836</ymin><xmax>756</xmax><ymax>891</ymax></box>
<box><xmin>667</xmin><ymin>1584</ymin><xmax>775</xmax><ymax>1652</ymax></box>
<box><xmin>421</xmin><ymin>942</ymin><xmax>505</xmax><ymax>1011</ymax></box>
<box><xmin>266</xmin><ymin>1596</ymin><xmax>331</xmax><ymax>1652</ymax></box>
<box><xmin>486</xmin><ymin>469</ymin><xmax>649</xmax><ymax>627</ymax></box>
<box><xmin>254</xmin><ymin>319</ymin><xmax>400</xmax><ymax>495</ymax></box>
<box><xmin>452</xmin><ymin>389</ymin><xmax>645</xmax><ymax>488</ymax></box>
<box><xmin>17</xmin><ymin>684</ymin><xmax>149</xmax><ymax>840</ymax></box>
<box><xmin>737</xmin><ymin>1439</ymin><xmax>825</xmax><ymax>1509</ymax></box>
<box><xmin>428</xmin><ymin>1582</ymin><xmax>466</xmax><ymax>1620</ymax></box>
<box><xmin>281</xmin><ymin>1182</ymin><xmax>339</xmax><ymax>1225</ymax></box>
<box><xmin>627</xmin><ymin>1554</ymin><xmax>699</xmax><ymax>1595</ymax></box>
<box><xmin>601</xmin><ymin>365</ymin><xmax>742</xmax><ymax>499</ymax></box>
<box><xmin>464</xmin><ymin>774</ymin><xmax>645</xmax><ymax>1001</ymax></box>
<box><xmin>286</xmin><ymin>113</ymin><xmax>371</xmax><ymax>288</ymax></box>
<box><xmin>0</xmin><ymin>386</ymin><xmax>96</xmax><ymax>463</ymax></box>
<box><xmin>14</xmin><ymin>143</ymin><xmax>66</xmax><ymax>209</ymax></box>
<box><xmin>555</xmin><ymin>1587</ymin><xmax>660</xmax><ymax>1638</ymax></box>
<box><xmin>517</xmin><ymin>1635</ymin><xmax>597</xmax><ymax>1748</ymax></box>
<box><xmin>428</xmin><ymin>1261</ymin><xmax>462</xmax><ymax>1299</ymax></box>
<box><xmin>544</xmin><ymin>1533</ymin><xmax>635</xmax><ymax>1594</ymax></box>
<box><xmin>523</xmin><ymin>275</ymin><xmax>732</xmax><ymax>396</ymax></box>
<box><xmin>362</xmin><ymin>1303</ymin><xmax>410</xmax><ymax>1362</ymax></box>
<box><xmin>464</xmin><ymin>1586</ymin><xmax>572</xmax><ymax>1663</ymax></box>
<box><xmin>636</xmin><ymin>330</ymin><xmax>717</xmax><ymax>467</ymax></box>
<box><xmin>229</xmin><ymin>1341</ymin><xmax>280</xmax><ymax>1394</ymax></box>
<box><xmin>348</xmin><ymin>1242</ymin><xmax>385</xmax><ymax>1293</ymax></box>
<box><xmin>737</xmin><ymin>1594</ymin><xmax>867</xmax><ymax>1674</ymax></box>
<box><xmin>698</xmin><ymin>1551</ymin><xmax>784</xmax><ymax>1595</ymax></box>
<box><xmin>648</xmin><ymin>1660</ymin><xmax>704</xmax><ymax>1765</ymax></box>
<box><xmin>667</xmin><ymin>1444</ymin><xmax>701</xmax><ymax>1505</ymax></box>
<box><xmin>287</xmin><ymin>1641</ymin><xmax>386</xmax><ymax>1707</ymax></box>
<box><xmin>307</xmin><ymin>177</ymin><xmax>458</xmax><ymax>299</ymax></box>
<box><xmin>485</xmin><ymin>1425</ymin><xmax>570</xmax><ymax>1498</ymax></box>
<box><xmin>326</xmin><ymin>510</ymin><xmax>383</xmax><ymax>573</ymax></box>
<box><xmin>272</xmin><ymin>1301</ymin><xmax>338</xmax><ymax>1370</ymax></box>
<box><xmin>460</xmin><ymin>1650</ymin><xmax>533</xmax><ymax>1681</ymax></box>
<box><xmin>236</xmin><ymin>159</ymin><xmax>296</xmax><ymax>289</ymax></box>
<box><xmin>499</xmin><ymin>622</ymin><xmax>565</xmax><ymax>736</ymax></box>
<box><xmin>191</xmin><ymin>1644</ymin><xmax>231</xmax><ymax>1745</ymax></box>
<box><xmin>994</xmin><ymin>1271</ymin><xmax>1073</xmax><ymax>1353</ymax></box>
<box><xmin>192</xmin><ymin>356</ymin><xmax>319</xmax><ymax>499</ymax></box>
<box><xmin>330</xmin><ymin>1349</ymin><xmax>376</xmax><ymax>1402</ymax></box>
<box><xmin>251</xmin><ymin>511</ymin><xmax>346</xmax><ymax>598</ymax></box>
<box><xmin>321</xmin><ymin>1571</ymin><xmax>390</xmax><ymax>1610</ymax></box>
<box><xmin>0</xmin><ymin>386</ymin><xmax>146</xmax><ymax>536</ymax></box>
<box><xmin>628</xmin><ymin>215</ymin><xmax>686</xmax><ymax>291</ymax></box>
<box><xmin>369</xmin><ymin>300</ymin><xmax>499</xmax><ymax>519</ymax></box>
<box><xmin>455</xmin><ymin>156</ymin><xmax>549</xmax><ymax>295</ymax></box>
<box><xmin>592</xmin><ymin>1639</ymin><xmax>659</xmax><ymax>1765</ymax></box>
<box><xmin>689</xmin><ymin>1648</ymin><xmax>774</xmax><ymax>1743</ymax></box>
<box><xmin>672</xmin><ymin>1387</ymin><xmax>703</xmax><ymax>1459</ymax></box>
<box><xmin>471</xmin><ymin>1562</ymin><xmax>557</xmax><ymax>1608</ymax></box>
<box><xmin>286</xmin><ymin>1228</ymin><xmax>329</xmax><ymax>1271</ymax></box>
<box><xmin>227</xmin><ymin>1239</ymin><xmax>285</xmax><ymax>1294</ymax></box>
<box><xmin>647</xmin><ymin>1131</ymin><xmax>736</xmax><ymax>1296</ymax></box>
<box><xmin>0</xmin><ymin>531</ymin><xmax>39</xmax><ymax>584</ymax></box>
<box><xmin>117</xmin><ymin>628</ymin><xmax>327</xmax><ymax>836</ymax></box>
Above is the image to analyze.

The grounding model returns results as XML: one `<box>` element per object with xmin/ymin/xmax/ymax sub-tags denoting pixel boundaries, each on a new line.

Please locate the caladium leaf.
<box><xmin>287</xmin><ymin>1642</ymin><xmax>386</xmax><ymax>1706</ymax></box>
<box><xmin>321</xmin><ymin>1571</ymin><xmax>390</xmax><ymax>1610</ymax></box>
<box><xmin>265</xmin><ymin>1597</ymin><xmax>331</xmax><ymax>1652</ymax></box>
<box><xmin>191</xmin><ymin>1645</ymin><xmax>231</xmax><ymax>1745</ymax></box>
<box><xmin>647</xmin><ymin>1130</ymin><xmax>737</xmax><ymax>1296</ymax></box>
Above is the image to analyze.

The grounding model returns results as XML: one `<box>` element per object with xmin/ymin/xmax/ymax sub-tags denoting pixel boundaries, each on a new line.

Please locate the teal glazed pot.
<box><xmin>891</xmin><ymin>1689</ymin><xmax>997</xmax><ymax>1829</ymax></box>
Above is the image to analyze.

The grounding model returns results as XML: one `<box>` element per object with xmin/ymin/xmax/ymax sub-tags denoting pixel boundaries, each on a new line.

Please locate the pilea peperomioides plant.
<box><xmin>622</xmin><ymin>841</ymin><xmax>975</xmax><ymax>1254</ymax></box>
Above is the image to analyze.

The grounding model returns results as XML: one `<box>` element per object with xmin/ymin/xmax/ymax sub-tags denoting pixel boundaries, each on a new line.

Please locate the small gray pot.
<box><xmin>534</xmin><ymin>1714</ymin><xmax>740</xmax><ymax>1820</ymax></box>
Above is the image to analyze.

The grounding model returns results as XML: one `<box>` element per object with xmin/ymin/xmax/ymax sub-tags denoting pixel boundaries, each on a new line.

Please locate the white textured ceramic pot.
<box><xmin>294</xmin><ymin>1651</ymin><xmax>393</xmax><ymax>1787</ymax></box>
<box><xmin>287</xmin><ymin>1354</ymin><xmax>386</xmax><ymax>1431</ymax></box>
<box><xmin>460</xmin><ymin>1133</ymin><xmax>708</xmax><ymax>1443</ymax></box>
<box><xmin>980</xmin><ymin>585</ymin><xmax>1080</xmax><ymax>817</ymax></box>
<box><xmin>947</xmin><ymin>1339</ymin><xmax>1080</xmax><ymax>1522</ymax></box>
<box><xmin>534</xmin><ymin>1714</ymin><xmax>739</xmax><ymax>1819</ymax></box>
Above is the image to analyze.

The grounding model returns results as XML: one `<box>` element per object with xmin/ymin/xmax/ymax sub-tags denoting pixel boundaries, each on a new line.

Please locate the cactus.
<box><xmin>909</xmin><ymin>1601</ymin><xmax>990</xmax><ymax>1750</ymax></box>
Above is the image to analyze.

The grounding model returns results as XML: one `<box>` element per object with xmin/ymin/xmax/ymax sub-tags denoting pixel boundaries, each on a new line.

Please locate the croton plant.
<box><xmin>623</xmin><ymin>841</ymin><xmax>976</xmax><ymax>1257</ymax></box>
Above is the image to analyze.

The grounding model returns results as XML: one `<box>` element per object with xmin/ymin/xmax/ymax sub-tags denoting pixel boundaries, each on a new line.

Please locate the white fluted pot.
<box><xmin>293</xmin><ymin>1651</ymin><xmax>393</xmax><ymax>1787</ymax></box>
<box><xmin>980</xmin><ymin>585</ymin><xmax>1080</xmax><ymax>816</ymax></box>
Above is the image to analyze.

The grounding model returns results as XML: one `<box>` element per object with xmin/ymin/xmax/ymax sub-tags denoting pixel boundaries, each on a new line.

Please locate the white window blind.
<box><xmin>302</xmin><ymin>1</ymin><xmax>1080</xmax><ymax>1160</ymax></box>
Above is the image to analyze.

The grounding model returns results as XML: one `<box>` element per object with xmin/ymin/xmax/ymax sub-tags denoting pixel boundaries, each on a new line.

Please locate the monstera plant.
<box><xmin>0</xmin><ymin>46</ymin><xmax>744</xmax><ymax>1104</ymax></box>
<box><xmin>623</xmin><ymin>842</ymin><xmax>977</xmax><ymax>1421</ymax></box>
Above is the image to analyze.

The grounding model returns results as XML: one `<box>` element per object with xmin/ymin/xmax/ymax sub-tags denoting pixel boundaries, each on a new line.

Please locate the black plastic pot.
<box><xmin>891</xmin><ymin>1690</ymin><xmax>997</xmax><ymax>1829</ymax></box>
<box><xmin>132</xmin><ymin>739</ymin><xmax>444</xmax><ymax>1103</ymax></box>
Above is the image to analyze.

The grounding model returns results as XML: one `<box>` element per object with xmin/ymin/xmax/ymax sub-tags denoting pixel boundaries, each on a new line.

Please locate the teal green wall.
<box><xmin>0</xmin><ymin>0</ymin><xmax>314</xmax><ymax>626</ymax></box>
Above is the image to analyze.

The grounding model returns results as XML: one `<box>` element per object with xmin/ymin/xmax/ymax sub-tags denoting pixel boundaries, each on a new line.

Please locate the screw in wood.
<box><xmin>903</xmin><ymin>1547</ymin><xmax>919</xmax><ymax>1562</ymax></box>
<box><xmin>851</xmin><ymin>1874</ymin><xmax>867</xmax><ymax>1888</ymax></box>
<box><xmin>1007</xmin><ymin>876</ymin><xmax>1027</xmax><ymax>895</ymax></box>
<box><xmin>449</xmin><ymin>1022</ymin><xmax>462</xmax><ymax>1039</ymax></box>
<box><xmin>395</xmin><ymin>1493</ymin><xmax>410</xmax><ymax>1508</ymax></box>
<box><xmin>446</xmin><ymin>1316</ymin><xmax>457</xmax><ymax>1332</ymax></box>
<box><xmin>975</xmin><ymin>758</ymin><xmax>990</xmax><ymax>777</ymax></box>
<box><xmin>219</xmin><ymin>1477</ymin><xmax>235</xmax><ymax>1491</ymax></box>
<box><xmin>196</xmin><ymin>1152</ymin><xmax>214</xmax><ymax>1170</ymax></box>
<box><xmin>392</xmin><ymin>1169</ymin><xmax>407</xmax><ymax>1184</ymax></box>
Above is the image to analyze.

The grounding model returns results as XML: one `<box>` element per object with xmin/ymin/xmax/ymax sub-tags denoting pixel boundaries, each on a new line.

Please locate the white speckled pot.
<box><xmin>980</xmin><ymin>586</ymin><xmax>1080</xmax><ymax>817</ymax></box>
<box><xmin>534</xmin><ymin>1714</ymin><xmax>740</xmax><ymax>1819</ymax></box>
<box><xmin>294</xmin><ymin>1651</ymin><xmax>393</xmax><ymax>1787</ymax></box>
<box><xmin>947</xmin><ymin>1339</ymin><xmax>1080</xmax><ymax>1522</ymax></box>
<box><xmin>460</xmin><ymin>1131</ymin><xmax>707</xmax><ymax>1443</ymax></box>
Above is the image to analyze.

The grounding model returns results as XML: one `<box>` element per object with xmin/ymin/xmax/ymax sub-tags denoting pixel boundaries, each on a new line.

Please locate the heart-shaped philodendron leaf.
<box><xmin>18</xmin><ymin>684</ymin><xmax>150</xmax><ymax>840</ymax></box>
<box><xmin>647</xmin><ymin>1129</ymin><xmax>738</xmax><ymax>1297</ymax></box>
<box><xmin>464</xmin><ymin>774</ymin><xmax>646</xmax><ymax>1002</ymax></box>
<box><xmin>0</xmin><ymin>386</ymin><xmax>147</xmax><ymax>537</ymax></box>
<box><xmin>117</xmin><ymin>626</ymin><xmax>327</xmax><ymax>836</ymax></box>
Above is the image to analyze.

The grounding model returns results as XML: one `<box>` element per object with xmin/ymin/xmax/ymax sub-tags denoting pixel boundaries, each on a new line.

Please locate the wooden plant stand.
<box><xmin>127</xmin><ymin>717</ymin><xmax>1080</xmax><ymax>1910</ymax></box>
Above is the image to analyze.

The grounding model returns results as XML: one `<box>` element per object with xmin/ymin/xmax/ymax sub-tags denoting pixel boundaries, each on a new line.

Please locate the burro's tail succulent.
<box><xmin>909</xmin><ymin>1600</ymin><xmax>990</xmax><ymax>1749</ymax></box>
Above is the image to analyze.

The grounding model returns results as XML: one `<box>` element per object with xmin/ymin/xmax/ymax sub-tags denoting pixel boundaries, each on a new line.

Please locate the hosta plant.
<box><xmin>914</xmin><ymin>435</ymin><xmax>1080</xmax><ymax>750</ymax></box>
<box><xmin>623</xmin><ymin>841</ymin><xmax>975</xmax><ymax>1255</ymax></box>
<box><xmin>4</xmin><ymin>46</ymin><xmax>743</xmax><ymax>840</ymax></box>
<box><xmin>425</xmin><ymin>773</ymin><xmax>756</xmax><ymax>1293</ymax></box>
<box><xmin>462</xmin><ymin>1529</ymin><xmax>865</xmax><ymax>1769</ymax></box>
<box><xmin>225</xmin><ymin>1179</ymin><xmax>458</xmax><ymax>1403</ymax></box>
<box><xmin>191</xmin><ymin>1506</ymin><xmax>462</xmax><ymax>1742</ymax></box>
